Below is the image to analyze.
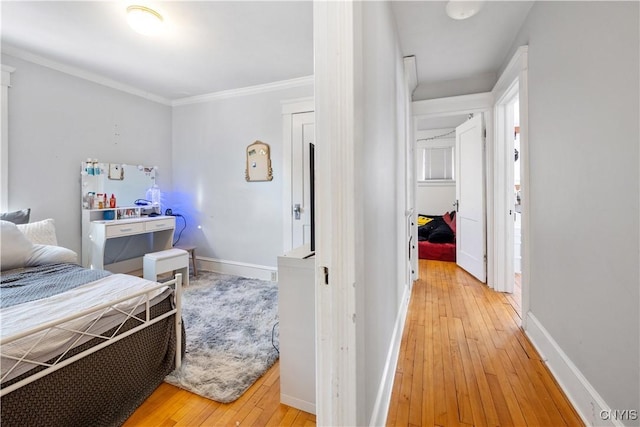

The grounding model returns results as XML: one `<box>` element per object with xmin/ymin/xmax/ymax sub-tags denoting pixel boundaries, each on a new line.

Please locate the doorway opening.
<box><xmin>281</xmin><ymin>98</ymin><xmax>314</xmax><ymax>254</ymax></box>
<box><xmin>412</xmin><ymin>96</ymin><xmax>491</xmax><ymax>284</ymax></box>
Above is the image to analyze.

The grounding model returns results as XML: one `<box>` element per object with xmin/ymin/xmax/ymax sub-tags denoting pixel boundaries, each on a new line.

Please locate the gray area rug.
<box><xmin>164</xmin><ymin>271</ymin><xmax>279</xmax><ymax>403</ymax></box>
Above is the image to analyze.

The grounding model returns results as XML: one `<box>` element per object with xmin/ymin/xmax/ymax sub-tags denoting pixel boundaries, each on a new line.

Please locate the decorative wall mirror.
<box><xmin>245</xmin><ymin>140</ymin><xmax>273</xmax><ymax>182</ymax></box>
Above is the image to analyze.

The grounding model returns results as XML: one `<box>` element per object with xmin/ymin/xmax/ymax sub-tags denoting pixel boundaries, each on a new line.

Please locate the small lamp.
<box><xmin>146</xmin><ymin>183</ymin><xmax>162</xmax><ymax>215</ymax></box>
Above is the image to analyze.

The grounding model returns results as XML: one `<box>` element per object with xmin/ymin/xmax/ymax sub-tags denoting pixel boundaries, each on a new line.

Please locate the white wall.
<box><xmin>358</xmin><ymin>2</ymin><xmax>408</xmax><ymax>423</ymax></box>
<box><xmin>416</xmin><ymin>182</ymin><xmax>455</xmax><ymax>216</ymax></box>
<box><xmin>505</xmin><ymin>2</ymin><xmax>639</xmax><ymax>423</ymax></box>
<box><xmin>171</xmin><ymin>85</ymin><xmax>313</xmax><ymax>269</ymax></box>
<box><xmin>2</xmin><ymin>54</ymin><xmax>172</xmax><ymax>255</ymax></box>
<box><xmin>415</xmin><ymin>128</ymin><xmax>457</xmax><ymax>215</ymax></box>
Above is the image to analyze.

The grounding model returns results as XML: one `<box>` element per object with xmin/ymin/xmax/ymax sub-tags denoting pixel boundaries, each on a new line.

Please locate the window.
<box><xmin>417</xmin><ymin>138</ymin><xmax>455</xmax><ymax>182</ymax></box>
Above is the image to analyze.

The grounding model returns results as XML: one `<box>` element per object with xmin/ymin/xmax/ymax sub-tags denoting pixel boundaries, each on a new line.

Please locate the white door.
<box><xmin>456</xmin><ymin>114</ymin><xmax>487</xmax><ymax>282</ymax></box>
<box><xmin>291</xmin><ymin>112</ymin><xmax>315</xmax><ymax>248</ymax></box>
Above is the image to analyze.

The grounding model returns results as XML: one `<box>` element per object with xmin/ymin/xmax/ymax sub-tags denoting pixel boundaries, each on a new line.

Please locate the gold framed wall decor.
<box><xmin>245</xmin><ymin>140</ymin><xmax>273</xmax><ymax>182</ymax></box>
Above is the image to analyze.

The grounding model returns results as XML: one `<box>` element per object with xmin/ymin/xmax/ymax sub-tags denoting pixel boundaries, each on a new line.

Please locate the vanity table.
<box><xmin>82</xmin><ymin>212</ymin><xmax>175</xmax><ymax>274</ymax></box>
<box><xmin>80</xmin><ymin>162</ymin><xmax>173</xmax><ymax>275</ymax></box>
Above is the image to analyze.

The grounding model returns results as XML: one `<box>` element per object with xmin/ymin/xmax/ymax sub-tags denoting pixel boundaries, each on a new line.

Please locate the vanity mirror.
<box><xmin>80</xmin><ymin>161</ymin><xmax>174</xmax><ymax>274</ymax></box>
<box><xmin>81</xmin><ymin>162</ymin><xmax>157</xmax><ymax>208</ymax></box>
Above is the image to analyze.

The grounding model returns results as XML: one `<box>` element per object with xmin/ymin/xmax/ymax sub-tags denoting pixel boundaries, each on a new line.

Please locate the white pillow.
<box><xmin>1</xmin><ymin>220</ymin><xmax>78</xmax><ymax>270</ymax></box>
<box><xmin>17</xmin><ymin>218</ymin><xmax>58</xmax><ymax>246</ymax></box>
<box><xmin>1</xmin><ymin>220</ymin><xmax>34</xmax><ymax>270</ymax></box>
<box><xmin>26</xmin><ymin>244</ymin><xmax>78</xmax><ymax>266</ymax></box>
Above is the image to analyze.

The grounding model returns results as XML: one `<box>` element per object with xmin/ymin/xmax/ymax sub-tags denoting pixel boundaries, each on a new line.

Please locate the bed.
<box><xmin>417</xmin><ymin>211</ymin><xmax>457</xmax><ymax>262</ymax></box>
<box><xmin>0</xmin><ymin>219</ymin><xmax>185</xmax><ymax>427</ymax></box>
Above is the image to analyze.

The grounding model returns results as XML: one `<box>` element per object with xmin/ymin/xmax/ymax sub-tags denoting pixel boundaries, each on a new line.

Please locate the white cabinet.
<box><xmin>277</xmin><ymin>244</ymin><xmax>316</xmax><ymax>414</ymax></box>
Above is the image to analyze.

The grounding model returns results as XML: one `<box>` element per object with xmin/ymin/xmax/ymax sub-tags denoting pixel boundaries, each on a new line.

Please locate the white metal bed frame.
<box><xmin>0</xmin><ymin>273</ymin><xmax>183</xmax><ymax>397</ymax></box>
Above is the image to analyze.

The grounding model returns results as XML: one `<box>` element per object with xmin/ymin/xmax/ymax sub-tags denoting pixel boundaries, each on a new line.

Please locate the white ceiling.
<box><xmin>1</xmin><ymin>1</ymin><xmax>314</xmax><ymax>101</ymax></box>
<box><xmin>1</xmin><ymin>1</ymin><xmax>533</xmax><ymax>103</ymax></box>
<box><xmin>391</xmin><ymin>1</ymin><xmax>533</xmax><ymax>87</ymax></box>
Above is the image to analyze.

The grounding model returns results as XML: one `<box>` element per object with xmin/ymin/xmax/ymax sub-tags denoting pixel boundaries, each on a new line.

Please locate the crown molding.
<box><xmin>2</xmin><ymin>45</ymin><xmax>173</xmax><ymax>106</ymax></box>
<box><xmin>2</xmin><ymin>44</ymin><xmax>314</xmax><ymax>108</ymax></box>
<box><xmin>172</xmin><ymin>75</ymin><xmax>314</xmax><ymax>106</ymax></box>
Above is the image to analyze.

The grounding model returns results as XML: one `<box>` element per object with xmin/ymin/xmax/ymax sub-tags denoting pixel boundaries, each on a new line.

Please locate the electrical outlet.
<box><xmin>271</xmin><ymin>271</ymin><xmax>277</xmax><ymax>281</ymax></box>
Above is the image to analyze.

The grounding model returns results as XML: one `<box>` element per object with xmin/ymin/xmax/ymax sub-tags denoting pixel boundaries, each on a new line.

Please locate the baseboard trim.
<box><xmin>524</xmin><ymin>312</ymin><xmax>622</xmax><ymax>427</ymax></box>
<box><xmin>196</xmin><ymin>256</ymin><xmax>276</xmax><ymax>282</ymax></box>
<box><xmin>281</xmin><ymin>394</ymin><xmax>316</xmax><ymax>415</ymax></box>
<box><xmin>368</xmin><ymin>282</ymin><xmax>412</xmax><ymax>426</ymax></box>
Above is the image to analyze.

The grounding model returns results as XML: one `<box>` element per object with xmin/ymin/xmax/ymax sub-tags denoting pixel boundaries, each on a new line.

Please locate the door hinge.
<box><xmin>321</xmin><ymin>266</ymin><xmax>329</xmax><ymax>285</ymax></box>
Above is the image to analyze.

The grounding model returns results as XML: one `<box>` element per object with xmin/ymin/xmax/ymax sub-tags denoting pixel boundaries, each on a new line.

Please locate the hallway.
<box><xmin>386</xmin><ymin>260</ymin><xmax>583</xmax><ymax>426</ymax></box>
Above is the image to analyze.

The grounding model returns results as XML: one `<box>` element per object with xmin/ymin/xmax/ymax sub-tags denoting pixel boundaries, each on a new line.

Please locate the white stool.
<box><xmin>143</xmin><ymin>248</ymin><xmax>189</xmax><ymax>287</ymax></box>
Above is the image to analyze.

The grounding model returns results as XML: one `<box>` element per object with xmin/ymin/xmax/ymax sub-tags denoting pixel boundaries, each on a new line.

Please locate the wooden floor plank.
<box><xmin>440</xmin><ymin>316</ymin><xmax>462</xmax><ymax>427</ymax></box>
<box><xmin>385</xmin><ymin>371</ymin><xmax>404</xmax><ymax>426</ymax></box>
<box><xmin>496</xmin><ymin>347</ymin><xmax>541</xmax><ymax>426</ymax></box>
<box><xmin>432</xmin><ymin>315</ymin><xmax>448</xmax><ymax>427</ymax></box>
<box><xmin>408</xmin><ymin>324</ymin><xmax>425</xmax><ymax>426</ymax></box>
<box><xmin>395</xmin><ymin>325</ymin><xmax>415</xmax><ymax>427</ymax></box>
<box><xmin>486</xmin><ymin>372</ymin><xmax>516</xmax><ymax>426</ymax></box>
<box><xmin>466</xmin><ymin>338</ymin><xmax>500</xmax><ymax>426</ymax></box>
<box><xmin>452</xmin><ymin>322</ymin><xmax>487</xmax><ymax>427</ymax></box>
<box><xmin>448</xmin><ymin>317</ymin><xmax>474</xmax><ymax>425</ymax></box>
<box><xmin>421</xmin><ymin>299</ymin><xmax>436</xmax><ymax>427</ymax></box>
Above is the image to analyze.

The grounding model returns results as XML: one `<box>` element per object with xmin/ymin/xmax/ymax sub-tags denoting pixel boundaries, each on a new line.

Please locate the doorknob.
<box><xmin>293</xmin><ymin>204</ymin><xmax>302</xmax><ymax>220</ymax></box>
<box><xmin>453</xmin><ymin>200</ymin><xmax>459</xmax><ymax>212</ymax></box>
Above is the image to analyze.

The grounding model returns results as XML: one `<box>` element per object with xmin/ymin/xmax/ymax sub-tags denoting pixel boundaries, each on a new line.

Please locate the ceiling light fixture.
<box><xmin>445</xmin><ymin>0</ymin><xmax>486</xmax><ymax>20</ymax></box>
<box><xmin>127</xmin><ymin>5</ymin><xmax>164</xmax><ymax>36</ymax></box>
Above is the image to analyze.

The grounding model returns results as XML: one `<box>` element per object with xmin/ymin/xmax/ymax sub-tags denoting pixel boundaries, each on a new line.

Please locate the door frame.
<box><xmin>412</xmin><ymin>93</ymin><xmax>496</xmax><ymax>285</ymax></box>
<box><xmin>1</xmin><ymin>65</ymin><xmax>15</xmax><ymax>212</ymax></box>
<box><xmin>281</xmin><ymin>97</ymin><xmax>314</xmax><ymax>253</ymax></box>
<box><xmin>491</xmin><ymin>46</ymin><xmax>530</xmax><ymax>324</ymax></box>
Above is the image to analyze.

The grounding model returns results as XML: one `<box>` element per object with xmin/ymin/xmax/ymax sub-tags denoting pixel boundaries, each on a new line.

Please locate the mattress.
<box><xmin>418</xmin><ymin>240</ymin><xmax>456</xmax><ymax>262</ymax></box>
<box><xmin>1</xmin><ymin>270</ymin><xmax>170</xmax><ymax>383</ymax></box>
<box><xmin>1</xmin><ymin>295</ymin><xmax>183</xmax><ymax>427</ymax></box>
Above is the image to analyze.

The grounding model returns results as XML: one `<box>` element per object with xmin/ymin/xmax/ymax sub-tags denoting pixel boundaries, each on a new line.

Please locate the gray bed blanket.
<box><xmin>0</xmin><ymin>263</ymin><xmax>111</xmax><ymax>309</ymax></box>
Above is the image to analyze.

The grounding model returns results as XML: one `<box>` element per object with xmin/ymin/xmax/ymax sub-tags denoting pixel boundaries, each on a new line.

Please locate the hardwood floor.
<box><xmin>386</xmin><ymin>260</ymin><xmax>583</xmax><ymax>427</ymax></box>
<box><xmin>125</xmin><ymin>260</ymin><xmax>582</xmax><ymax>426</ymax></box>
<box><xmin>506</xmin><ymin>273</ymin><xmax>522</xmax><ymax>318</ymax></box>
<box><xmin>123</xmin><ymin>362</ymin><xmax>316</xmax><ymax>426</ymax></box>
